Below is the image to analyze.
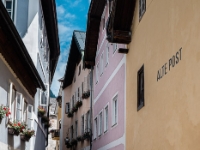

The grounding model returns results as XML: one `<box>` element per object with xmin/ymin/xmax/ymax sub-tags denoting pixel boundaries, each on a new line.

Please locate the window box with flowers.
<box><xmin>67</xmin><ymin>111</ymin><xmax>73</xmax><ymax>118</ymax></box>
<box><xmin>72</xmin><ymin>106</ymin><xmax>78</xmax><ymax>113</ymax></box>
<box><xmin>83</xmin><ymin>131</ymin><xmax>91</xmax><ymax>141</ymax></box>
<box><xmin>82</xmin><ymin>91</ymin><xmax>90</xmax><ymax>99</ymax></box>
<box><xmin>77</xmin><ymin>135</ymin><xmax>84</xmax><ymax>142</ymax></box>
<box><xmin>7</xmin><ymin>120</ymin><xmax>27</xmax><ymax>136</ymax></box>
<box><xmin>0</xmin><ymin>105</ymin><xmax>11</xmax><ymax>123</ymax></box>
<box><xmin>75</xmin><ymin>101</ymin><xmax>82</xmax><ymax>108</ymax></box>
<box><xmin>20</xmin><ymin>129</ymin><xmax>35</xmax><ymax>142</ymax></box>
<box><xmin>38</xmin><ymin>106</ymin><xmax>46</xmax><ymax>117</ymax></box>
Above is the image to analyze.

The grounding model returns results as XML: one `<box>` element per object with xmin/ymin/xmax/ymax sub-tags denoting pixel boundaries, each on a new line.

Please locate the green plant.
<box><xmin>67</xmin><ymin>111</ymin><xmax>73</xmax><ymax>118</ymax></box>
<box><xmin>0</xmin><ymin>105</ymin><xmax>11</xmax><ymax>119</ymax></box>
<box><xmin>38</xmin><ymin>106</ymin><xmax>46</xmax><ymax>117</ymax></box>
<box><xmin>8</xmin><ymin>120</ymin><xmax>27</xmax><ymax>135</ymax></box>
<box><xmin>44</xmin><ymin>122</ymin><xmax>51</xmax><ymax>128</ymax></box>
<box><xmin>76</xmin><ymin>101</ymin><xmax>82</xmax><ymax>108</ymax></box>
<box><xmin>21</xmin><ymin>128</ymin><xmax>35</xmax><ymax>137</ymax></box>
<box><xmin>71</xmin><ymin>138</ymin><xmax>77</xmax><ymax>146</ymax></box>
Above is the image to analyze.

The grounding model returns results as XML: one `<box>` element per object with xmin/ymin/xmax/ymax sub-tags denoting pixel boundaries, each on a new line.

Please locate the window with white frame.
<box><xmin>81</xmin><ymin>115</ymin><xmax>84</xmax><ymax>135</ymax></box>
<box><xmin>104</xmin><ymin>106</ymin><xmax>108</xmax><ymax>132</ymax></box>
<box><xmin>99</xmin><ymin>112</ymin><xmax>103</xmax><ymax>136</ymax></box>
<box><xmin>65</xmin><ymin>103</ymin><xmax>70</xmax><ymax>114</ymax></box>
<box><xmin>96</xmin><ymin>63</ymin><xmax>99</xmax><ymax>84</ymax></box>
<box><xmin>3</xmin><ymin>0</ymin><xmax>15</xmax><ymax>20</ymax></box>
<box><xmin>100</xmin><ymin>53</ymin><xmax>104</xmax><ymax>75</ymax></box>
<box><xmin>27</xmin><ymin>105</ymin><xmax>33</xmax><ymax>128</ymax></box>
<box><xmin>105</xmin><ymin>45</ymin><xmax>109</xmax><ymax>67</ymax></box>
<box><xmin>40</xmin><ymin>84</ymin><xmax>49</xmax><ymax>106</ymax></box>
<box><xmin>113</xmin><ymin>43</ymin><xmax>118</xmax><ymax>53</ymax></box>
<box><xmin>86</xmin><ymin>111</ymin><xmax>90</xmax><ymax>130</ymax></box>
<box><xmin>23</xmin><ymin>101</ymin><xmax>27</xmax><ymax>122</ymax></box>
<box><xmin>112</xmin><ymin>95</ymin><xmax>118</xmax><ymax>126</ymax></box>
<box><xmin>75</xmin><ymin>121</ymin><xmax>78</xmax><ymax>138</ymax></box>
<box><xmin>10</xmin><ymin>84</ymin><xmax>16</xmax><ymax>121</ymax></box>
<box><xmin>94</xmin><ymin>117</ymin><xmax>98</xmax><ymax>139</ymax></box>
<box><xmin>16</xmin><ymin>93</ymin><xmax>22</xmax><ymax>121</ymax></box>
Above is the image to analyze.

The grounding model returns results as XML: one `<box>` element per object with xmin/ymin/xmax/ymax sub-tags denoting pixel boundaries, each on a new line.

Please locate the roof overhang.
<box><xmin>106</xmin><ymin>0</ymin><xmax>136</xmax><ymax>43</ymax></box>
<box><xmin>0</xmin><ymin>1</ymin><xmax>46</xmax><ymax>97</ymax></box>
<box><xmin>84</xmin><ymin>0</ymin><xmax>136</xmax><ymax>69</ymax></box>
<box><xmin>84</xmin><ymin>0</ymin><xmax>106</xmax><ymax>69</ymax></box>
<box><xmin>62</xmin><ymin>32</ymin><xmax>83</xmax><ymax>89</ymax></box>
<box><xmin>41</xmin><ymin>0</ymin><xmax>60</xmax><ymax>82</ymax></box>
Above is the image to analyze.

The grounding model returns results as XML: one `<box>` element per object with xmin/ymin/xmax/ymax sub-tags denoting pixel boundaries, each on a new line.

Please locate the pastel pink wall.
<box><xmin>92</xmin><ymin>3</ymin><xmax>126</xmax><ymax>150</ymax></box>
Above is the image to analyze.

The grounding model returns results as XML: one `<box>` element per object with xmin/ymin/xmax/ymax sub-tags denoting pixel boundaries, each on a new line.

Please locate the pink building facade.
<box><xmin>84</xmin><ymin>1</ymin><xmax>126</xmax><ymax>149</ymax></box>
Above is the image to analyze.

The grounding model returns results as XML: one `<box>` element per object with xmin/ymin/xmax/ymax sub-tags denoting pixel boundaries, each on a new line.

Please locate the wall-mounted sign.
<box><xmin>157</xmin><ymin>48</ymin><xmax>182</xmax><ymax>81</ymax></box>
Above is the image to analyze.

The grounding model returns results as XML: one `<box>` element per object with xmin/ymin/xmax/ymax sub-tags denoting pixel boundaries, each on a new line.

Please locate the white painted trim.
<box><xmin>124</xmin><ymin>54</ymin><xmax>127</xmax><ymax>150</ymax></box>
<box><xmin>103</xmin><ymin>102</ymin><xmax>109</xmax><ymax>133</ymax></box>
<box><xmin>94</xmin><ymin>55</ymin><xmax>126</xmax><ymax>104</ymax></box>
<box><xmin>96</xmin><ymin>34</ymin><xmax>107</xmax><ymax>58</ymax></box>
<box><xmin>97</xmin><ymin>134</ymin><xmax>125</xmax><ymax>150</ymax></box>
<box><xmin>111</xmin><ymin>93</ymin><xmax>118</xmax><ymax>127</ymax></box>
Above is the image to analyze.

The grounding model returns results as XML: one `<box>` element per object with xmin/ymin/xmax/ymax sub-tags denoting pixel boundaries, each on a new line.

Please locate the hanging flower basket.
<box><xmin>20</xmin><ymin>129</ymin><xmax>35</xmax><ymax>142</ymax></box>
<box><xmin>38</xmin><ymin>107</ymin><xmax>46</xmax><ymax>117</ymax></box>
<box><xmin>67</xmin><ymin>111</ymin><xmax>73</xmax><ymax>118</ymax></box>
<box><xmin>76</xmin><ymin>101</ymin><xmax>82</xmax><ymax>108</ymax></box>
<box><xmin>71</xmin><ymin>138</ymin><xmax>77</xmax><ymax>146</ymax></box>
<box><xmin>82</xmin><ymin>91</ymin><xmax>90</xmax><ymax>99</ymax></box>
<box><xmin>72</xmin><ymin>106</ymin><xmax>78</xmax><ymax>113</ymax></box>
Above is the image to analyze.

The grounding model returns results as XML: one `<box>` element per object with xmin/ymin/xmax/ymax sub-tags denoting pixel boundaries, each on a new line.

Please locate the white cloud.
<box><xmin>65</xmin><ymin>13</ymin><xmax>76</xmax><ymax>19</ymax></box>
<box><xmin>51</xmin><ymin>5</ymin><xmax>83</xmax><ymax>95</ymax></box>
<box><xmin>57</xmin><ymin>5</ymin><xmax>65</xmax><ymax>15</ymax></box>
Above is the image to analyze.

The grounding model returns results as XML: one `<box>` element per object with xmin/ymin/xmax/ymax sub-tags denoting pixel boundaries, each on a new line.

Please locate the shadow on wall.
<box><xmin>34</xmin><ymin>124</ymin><xmax>45</xmax><ymax>150</ymax></box>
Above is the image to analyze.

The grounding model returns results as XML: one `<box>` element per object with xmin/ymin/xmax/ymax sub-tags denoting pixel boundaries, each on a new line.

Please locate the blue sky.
<box><xmin>50</xmin><ymin>0</ymin><xmax>90</xmax><ymax>95</ymax></box>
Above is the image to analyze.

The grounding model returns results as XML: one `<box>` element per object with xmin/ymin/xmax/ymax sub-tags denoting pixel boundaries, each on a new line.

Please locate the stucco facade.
<box><xmin>126</xmin><ymin>0</ymin><xmax>200</xmax><ymax>150</ymax></box>
<box><xmin>61</xmin><ymin>59</ymin><xmax>91</xmax><ymax>150</ymax></box>
<box><xmin>0</xmin><ymin>0</ymin><xmax>59</xmax><ymax>149</ymax></box>
<box><xmin>91</xmin><ymin>2</ymin><xmax>126</xmax><ymax>150</ymax></box>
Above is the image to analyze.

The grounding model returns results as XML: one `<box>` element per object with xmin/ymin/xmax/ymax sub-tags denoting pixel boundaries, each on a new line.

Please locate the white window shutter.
<box><xmin>9</xmin><ymin>83</ymin><xmax>13</xmax><ymax>111</ymax></box>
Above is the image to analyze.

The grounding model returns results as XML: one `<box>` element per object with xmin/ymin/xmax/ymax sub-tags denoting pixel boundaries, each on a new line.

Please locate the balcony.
<box><xmin>51</xmin><ymin>129</ymin><xmax>60</xmax><ymax>140</ymax></box>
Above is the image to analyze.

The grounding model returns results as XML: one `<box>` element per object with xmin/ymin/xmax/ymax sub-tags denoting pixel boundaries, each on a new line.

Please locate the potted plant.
<box><xmin>8</xmin><ymin>121</ymin><xmax>27</xmax><ymax>136</ymax></box>
<box><xmin>67</xmin><ymin>111</ymin><xmax>73</xmax><ymax>118</ymax></box>
<box><xmin>0</xmin><ymin>105</ymin><xmax>11</xmax><ymax>123</ymax></box>
<box><xmin>71</xmin><ymin>138</ymin><xmax>77</xmax><ymax>146</ymax></box>
<box><xmin>38</xmin><ymin>106</ymin><xmax>46</xmax><ymax>117</ymax></box>
<box><xmin>76</xmin><ymin>101</ymin><xmax>82</xmax><ymax>108</ymax></box>
<box><xmin>20</xmin><ymin>129</ymin><xmax>35</xmax><ymax>142</ymax></box>
<box><xmin>72</xmin><ymin>106</ymin><xmax>78</xmax><ymax>113</ymax></box>
<box><xmin>77</xmin><ymin>135</ymin><xmax>84</xmax><ymax>142</ymax></box>
<box><xmin>83</xmin><ymin>131</ymin><xmax>91</xmax><ymax>140</ymax></box>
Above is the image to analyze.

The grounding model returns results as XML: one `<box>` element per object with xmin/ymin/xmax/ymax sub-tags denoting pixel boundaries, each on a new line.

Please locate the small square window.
<box><xmin>137</xmin><ymin>65</ymin><xmax>144</xmax><ymax>111</ymax></box>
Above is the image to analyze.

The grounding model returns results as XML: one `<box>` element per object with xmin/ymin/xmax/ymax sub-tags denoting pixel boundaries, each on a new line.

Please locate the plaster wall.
<box><xmin>126</xmin><ymin>0</ymin><xmax>200</xmax><ymax>150</ymax></box>
<box><xmin>92</xmin><ymin>2</ymin><xmax>126</xmax><ymax>150</ymax></box>
<box><xmin>61</xmin><ymin>59</ymin><xmax>91</xmax><ymax>150</ymax></box>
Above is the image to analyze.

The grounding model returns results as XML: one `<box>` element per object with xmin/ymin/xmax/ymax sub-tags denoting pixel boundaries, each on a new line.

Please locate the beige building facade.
<box><xmin>126</xmin><ymin>0</ymin><xmax>200</xmax><ymax>150</ymax></box>
<box><xmin>60</xmin><ymin>31</ymin><xmax>91</xmax><ymax>150</ymax></box>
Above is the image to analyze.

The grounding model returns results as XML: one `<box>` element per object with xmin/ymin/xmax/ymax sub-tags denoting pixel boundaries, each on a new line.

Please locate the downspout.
<box><xmin>90</xmin><ymin>66</ymin><xmax>94</xmax><ymax>150</ymax></box>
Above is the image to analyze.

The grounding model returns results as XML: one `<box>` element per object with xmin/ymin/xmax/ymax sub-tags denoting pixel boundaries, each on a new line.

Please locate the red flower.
<box><xmin>18</xmin><ymin>122</ymin><xmax>21</xmax><ymax>126</ymax></box>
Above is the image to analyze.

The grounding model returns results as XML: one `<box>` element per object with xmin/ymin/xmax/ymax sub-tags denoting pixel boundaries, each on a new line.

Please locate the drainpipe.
<box><xmin>90</xmin><ymin>66</ymin><xmax>94</xmax><ymax>150</ymax></box>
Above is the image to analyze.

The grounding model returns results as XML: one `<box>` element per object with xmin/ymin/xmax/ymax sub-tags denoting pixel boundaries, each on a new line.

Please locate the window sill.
<box><xmin>112</xmin><ymin>122</ymin><xmax>117</xmax><ymax>127</ymax></box>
